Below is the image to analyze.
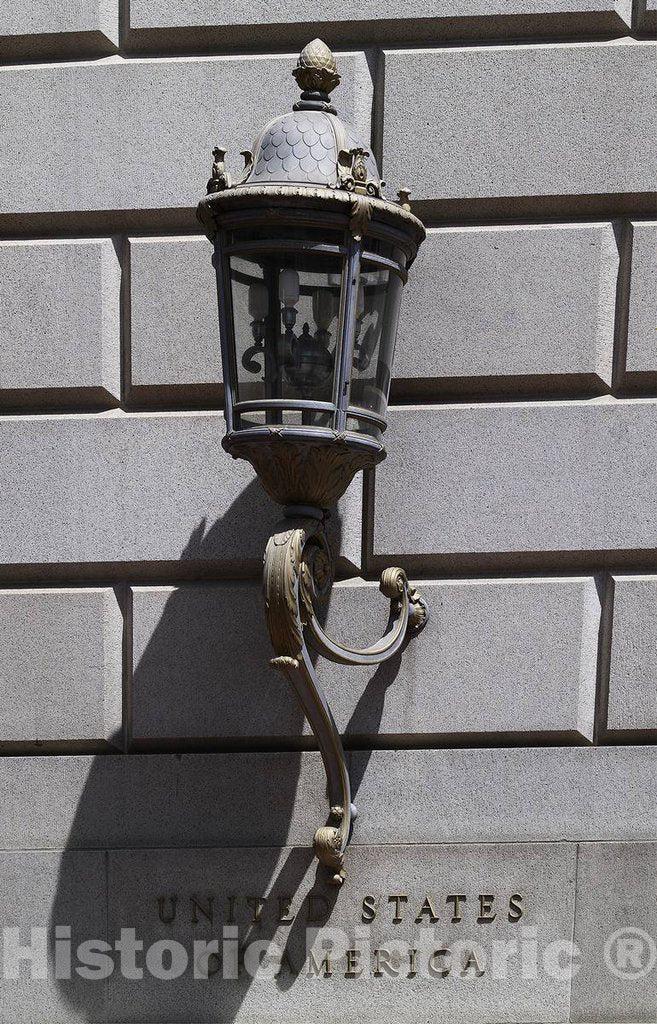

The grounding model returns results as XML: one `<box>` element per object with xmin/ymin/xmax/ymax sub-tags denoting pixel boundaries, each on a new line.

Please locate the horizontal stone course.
<box><xmin>0</xmin><ymin>747</ymin><xmax>653</xmax><ymax>849</ymax></box>
<box><xmin>0</xmin><ymin>54</ymin><xmax>372</xmax><ymax>219</ymax></box>
<box><xmin>624</xmin><ymin>222</ymin><xmax>657</xmax><ymax>379</ymax></box>
<box><xmin>396</xmin><ymin>223</ymin><xmax>617</xmax><ymax>389</ymax></box>
<box><xmin>126</xmin><ymin>225</ymin><xmax>620</xmax><ymax>395</ymax></box>
<box><xmin>0</xmin><ymin>588</ymin><xmax>123</xmax><ymax>747</ymax></box>
<box><xmin>606</xmin><ymin>575</ymin><xmax>657</xmax><ymax>732</ymax></box>
<box><xmin>382</xmin><ymin>41</ymin><xmax>657</xmax><ymax>203</ymax></box>
<box><xmin>0</xmin><ymin>238</ymin><xmax>121</xmax><ymax>405</ymax></box>
<box><xmin>373</xmin><ymin>400</ymin><xmax>657</xmax><ymax>565</ymax></box>
<box><xmin>0</xmin><ymin>411</ymin><xmax>362</xmax><ymax>573</ymax></box>
<box><xmin>131</xmin><ymin>576</ymin><xmax>600</xmax><ymax>743</ymax></box>
<box><xmin>126</xmin><ymin>0</ymin><xmax>633</xmax><ymax>45</ymax></box>
<box><xmin>105</xmin><ymin>843</ymin><xmax>575</xmax><ymax>1023</ymax></box>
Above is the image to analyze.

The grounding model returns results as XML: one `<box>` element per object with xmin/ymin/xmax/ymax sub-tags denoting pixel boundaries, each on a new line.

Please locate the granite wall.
<box><xmin>0</xmin><ymin>2</ymin><xmax>656</xmax><ymax>1021</ymax></box>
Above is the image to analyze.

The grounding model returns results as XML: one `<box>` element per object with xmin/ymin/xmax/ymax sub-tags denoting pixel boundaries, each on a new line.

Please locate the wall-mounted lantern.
<box><xmin>198</xmin><ymin>39</ymin><xmax>428</xmax><ymax>884</ymax></box>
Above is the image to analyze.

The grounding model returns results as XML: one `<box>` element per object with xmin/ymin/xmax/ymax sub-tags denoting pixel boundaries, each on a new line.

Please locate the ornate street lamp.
<box><xmin>198</xmin><ymin>39</ymin><xmax>428</xmax><ymax>884</ymax></box>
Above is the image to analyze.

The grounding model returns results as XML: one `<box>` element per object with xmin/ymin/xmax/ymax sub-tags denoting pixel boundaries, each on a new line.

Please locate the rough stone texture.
<box><xmin>0</xmin><ymin>850</ymin><xmax>107</xmax><ymax>1024</ymax></box>
<box><xmin>0</xmin><ymin>747</ymin><xmax>654</xmax><ymax>850</ymax></box>
<box><xmin>131</xmin><ymin>576</ymin><xmax>600</xmax><ymax>743</ymax></box>
<box><xmin>127</xmin><ymin>0</ymin><xmax>633</xmax><ymax>41</ymax></box>
<box><xmin>0</xmin><ymin>239</ymin><xmax>121</xmax><ymax>404</ymax></box>
<box><xmin>0</xmin><ymin>54</ymin><xmax>372</xmax><ymax>219</ymax></box>
<box><xmin>128</xmin><ymin>236</ymin><xmax>220</xmax><ymax>391</ymax></box>
<box><xmin>382</xmin><ymin>41</ymin><xmax>657</xmax><ymax>202</ymax></box>
<box><xmin>606</xmin><ymin>575</ymin><xmax>657</xmax><ymax>733</ymax></box>
<box><xmin>0</xmin><ymin>1</ymin><xmax>118</xmax><ymax>56</ymax></box>
<box><xmin>104</xmin><ymin>843</ymin><xmax>575</xmax><ymax>1023</ymax></box>
<box><xmin>571</xmin><ymin>843</ymin><xmax>657</xmax><ymax>1022</ymax></box>
<box><xmin>373</xmin><ymin>401</ymin><xmax>657</xmax><ymax>565</ymax></box>
<box><xmin>350</xmin><ymin>747</ymin><xmax>657</xmax><ymax>846</ymax></box>
<box><xmin>0</xmin><ymin>588</ymin><xmax>122</xmax><ymax>747</ymax></box>
<box><xmin>625</xmin><ymin>222</ymin><xmax>657</xmax><ymax>377</ymax></box>
<box><xmin>395</xmin><ymin>224</ymin><xmax>618</xmax><ymax>389</ymax></box>
<box><xmin>0</xmin><ymin>411</ymin><xmax>362</xmax><ymax>573</ymax></box>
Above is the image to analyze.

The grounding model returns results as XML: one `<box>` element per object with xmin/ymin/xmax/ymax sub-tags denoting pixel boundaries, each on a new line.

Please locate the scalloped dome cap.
<box><xmin>233</xmin><ymin>40</ymin><xmax>383</xmax><ymax>196</ymax></box>
<box><xmin>239</xmin><ymin>109</ymin><xmax>380</xmax><ymax>192</ymax></box>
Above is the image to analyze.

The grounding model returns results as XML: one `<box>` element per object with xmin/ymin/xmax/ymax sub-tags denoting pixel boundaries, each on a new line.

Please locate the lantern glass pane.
<box><xmin>228</xmin><ymin>248</ymin><xmax>344</xmax><ymax>428</ymax></box>
<box><xmin>348</xmin><ymin>263</ymin><xmax>404</xmax><ymax>424</ymax></box>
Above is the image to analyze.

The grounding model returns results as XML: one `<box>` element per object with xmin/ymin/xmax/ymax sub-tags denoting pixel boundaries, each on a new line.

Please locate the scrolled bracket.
<box><xmin>263</xmin><ymin>517</ymin><xmax>427</xmax><ymax>884</ymax></box>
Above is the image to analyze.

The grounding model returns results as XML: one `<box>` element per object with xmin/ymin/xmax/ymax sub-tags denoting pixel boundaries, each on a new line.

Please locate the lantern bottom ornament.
<box><xmin>263</xmin><ymin>512</ymin><xmax>428</xmax><ymax>884</ymax></box>
<box><xmin>224</xmin><ymin>431</ymin><xmax>383</xmax><ymax>509</ymax></box>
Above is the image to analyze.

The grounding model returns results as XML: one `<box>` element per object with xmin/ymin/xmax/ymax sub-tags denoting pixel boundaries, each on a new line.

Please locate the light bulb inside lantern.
<box><xmin>312</xmin><ymin>288</ymin><xmax>336</xmax><ymax>331</ymax></box>
<box><xmin>279</xmin><ymin>269</ymin><xmax>300</xmax><ymax>308</ymax></box>
<box><xmin>248</xmin><ymin>281</ymin><xmax>269</xmax><ymax>321</ymax></box>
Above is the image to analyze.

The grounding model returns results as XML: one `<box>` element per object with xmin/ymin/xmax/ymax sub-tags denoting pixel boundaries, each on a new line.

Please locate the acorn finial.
<box><xmin>293</xmin><ymin>39</ymin><xmax>340</xmax><ymax>98</ymax></box>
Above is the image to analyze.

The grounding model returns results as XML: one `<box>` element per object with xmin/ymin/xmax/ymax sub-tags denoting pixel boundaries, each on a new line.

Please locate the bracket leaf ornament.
<box><xmin>263</xmin><ymin>517</ymin><xmax>428</xmax><ymax>884</ymax></box>
<box><xmin>348</xmin><ymin>195</ymin><xmax>373</xmax><ymax>241</ymax></box>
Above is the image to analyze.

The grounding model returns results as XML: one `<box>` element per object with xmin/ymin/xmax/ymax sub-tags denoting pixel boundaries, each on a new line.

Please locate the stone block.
<box><xmin>0</xmin><ymin>752</ymin><xmax>328</xmax><ymax>851</ymax></box>
<box><xmin>0</xmin><ymin>1</ymin><xmax>118</xmax><ymax>57</ymax></box>
<box><xmin>104</xmin><ymin>843</ymin><xmax>575</xmax><ymax>1023</ymax></box>
<box><xmin>571</xmin><ymin>843</ymin><xmax>657</xmax><ymax>1021</ymax></box>
<box><xmin>0</xmin><ymin>850</ymin><xmax>107</xmax><ymax>1023</ymax></box>
<box><xmin>396</xmin><ymin>224</ymin><xmax>618</xmax><ymax>391</ymax></box>
<box><xmin>382</xmin><ymin>41</ymin><xmax>657</xmax><ymax>204</ymax></box>
<box><xmin>131</xmin><ymin>576</ymin><xmax>599</xmax><ymax>743</ymax></box>
<box><xmin>126</xmin><ymin>0</ymin><xmax>633</xmax><ymax>48</ymax></box>
<box><xmin>350</xmin><ymin>747</ymin><xmax>657</xmax><ymax>846</ymax></box>
<box><xmin>0</xmin><ymin>411</ymin><xmax>362</xmax><ymax>573</ymax></box>
<box><xmin>606</xmin><ymin>575</ymin><xmax>657</xmax><ymax>732</ymax></box>
<box><xmin>0</xmin><ymin>54</ymin><xmax>372</xmax><ymax>219</ymax></box>
<box><xmin>0</xmin><ymin>588</ymin><xmax>123</xmax><ymax>747</ymax></box>
<box><xmin>0</xmin><ymin>238</ymin><xmax>121</xmax><ymax>406</ymax></box>
<box><xmin>128</xmin><ymin>235</ymin><xmax>220</xmax><ymax>394</ymax></box>
<box><xmin>373</xmin><ymin>401</ymin><xmax>657</xmax><ymax>568</ymax></box>
<box><xmin>0</xmin><ymin>747</ymin><xmax>654</xmax><ymax>851</ymax></box>
<box><xmin>624</xmin><ymin>222</ymin><xmax>657</xmax><ymax>379</ymax></box>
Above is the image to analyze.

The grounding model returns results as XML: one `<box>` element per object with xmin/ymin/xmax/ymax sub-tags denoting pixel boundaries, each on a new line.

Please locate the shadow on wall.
<box><xmin>49</xmin><ymin>478</ymin><xmax>401</xmax><ymax>1022</ymax></box>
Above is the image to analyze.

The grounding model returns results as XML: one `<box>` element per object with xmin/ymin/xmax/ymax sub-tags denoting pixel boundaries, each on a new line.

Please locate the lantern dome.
<box><xmin>240</xmin><ymin>108</ymin><xmax>382</xmax><ymax>193</ymax></box>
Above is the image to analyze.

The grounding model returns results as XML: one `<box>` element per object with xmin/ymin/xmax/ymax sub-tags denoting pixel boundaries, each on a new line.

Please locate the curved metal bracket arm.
<box><xmin>263</xmin><ymin>517</ymin><xmax>428</xmax><ymax>885</ymax></box>
<box><xmin>306</xmin><ymin>567</ymin><xmax>428</xmax><ymax>666</ymax></box>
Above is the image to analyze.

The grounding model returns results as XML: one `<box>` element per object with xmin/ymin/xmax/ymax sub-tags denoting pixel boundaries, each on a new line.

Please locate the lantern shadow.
<box><xmin>48</xmin><ymin>477</ymin><xmax>402</xmax><ymax>1022</ymax></box>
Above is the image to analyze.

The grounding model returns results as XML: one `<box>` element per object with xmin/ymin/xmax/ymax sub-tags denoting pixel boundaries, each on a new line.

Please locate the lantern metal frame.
<box><xmin>198</xmin><ymin>185</ymin><xmax>425</xmax><ymax>509</ymax></box>
<box><xmin>197</xmin><ymin>40</ymin><xmax>428</xmax><ymax>884</ymax></box>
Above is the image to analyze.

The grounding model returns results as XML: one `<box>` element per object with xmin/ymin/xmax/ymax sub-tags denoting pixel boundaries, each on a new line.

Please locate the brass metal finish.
<box><xmin>223</xmin><ymin>432</ymin><xmax>384</xmax><ymax>508</ymax></box>
<box><xmin>198</xmin><ymin>182</ymin><xmax>425</xmax><ymax>257</ymax></box>
<box><xmin>206</xmin><ymin>146</ymin><xmax>231</xmax><ymax>194</ymax></box>
<box><xmin>197</xmin><ymin>39</ymin><xmax>430</xmax><ymax>882</ymax></box>
<box><xmin>263</xmin><ymin>517</ymin><xmax>428</xmax><ymax>884</ymax></box>
<box><xmin>292</xmin><ymin>38</ymin><xmax>341</xmax><ymax>97</ymax></box>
